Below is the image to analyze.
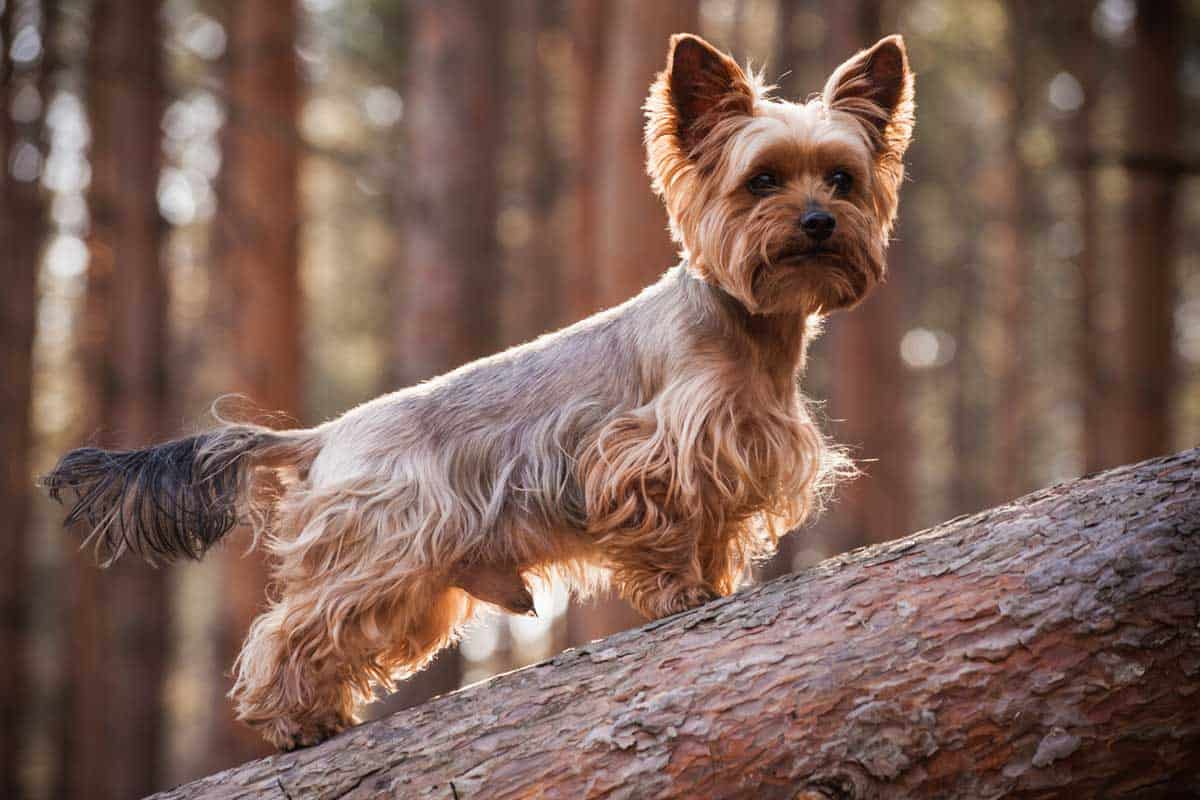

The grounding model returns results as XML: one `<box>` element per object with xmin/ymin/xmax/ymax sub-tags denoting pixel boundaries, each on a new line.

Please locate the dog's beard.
<box><xmin>682</xmin><ymin>193</ymin><xmax>887</xmax><ymax>316</ymax></box>
<box><xmin>744</xmin><ymin>239</ymin><xmax>876</xmax><ymax>315</ymax></box>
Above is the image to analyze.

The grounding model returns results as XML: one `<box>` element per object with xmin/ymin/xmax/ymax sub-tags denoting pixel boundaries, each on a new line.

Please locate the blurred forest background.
<box><xmin>1</xmin><ymin>0</ymin><xmax>1198</xmax><ymax>796</ymax></box>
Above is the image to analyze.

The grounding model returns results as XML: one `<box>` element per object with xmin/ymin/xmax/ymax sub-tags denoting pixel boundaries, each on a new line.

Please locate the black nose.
<box><xmin>801</xmin><ymin>210</ymin><xmax>836</xmax><ymax>241</ymax></box>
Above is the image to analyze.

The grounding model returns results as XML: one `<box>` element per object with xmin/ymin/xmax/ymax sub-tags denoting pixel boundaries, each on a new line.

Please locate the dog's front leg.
<box><xmin>606</xmin><ymin>531</ymin><xmax>720</xmax><ymax>619</ymax></box>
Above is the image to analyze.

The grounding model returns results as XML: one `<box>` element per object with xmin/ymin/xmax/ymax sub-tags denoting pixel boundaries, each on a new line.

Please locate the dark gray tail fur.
<box><xmin>43</xmin><ymin>425</ymin><xmax>317</xmax><ymax>566</ymax></box>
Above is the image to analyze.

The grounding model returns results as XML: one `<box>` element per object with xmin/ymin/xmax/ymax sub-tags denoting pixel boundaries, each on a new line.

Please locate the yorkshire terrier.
<box><xmin>46</xmin><ymin>33</ymin><xmax>914</xmax><ymax>749</ymax></box>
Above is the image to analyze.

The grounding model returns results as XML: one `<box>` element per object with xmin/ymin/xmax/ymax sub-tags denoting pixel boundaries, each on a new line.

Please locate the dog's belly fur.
<box><xmin>294</xmin><ymin>266</ymin><xmax>821</xmax><ymax>597</ymax></box>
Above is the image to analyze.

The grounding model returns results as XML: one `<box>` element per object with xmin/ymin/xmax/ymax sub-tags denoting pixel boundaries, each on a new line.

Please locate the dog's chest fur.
<box><xmin>575</xmin><ymin>268</ymin><xmax>818</xmax><ymax>564</ymax></box>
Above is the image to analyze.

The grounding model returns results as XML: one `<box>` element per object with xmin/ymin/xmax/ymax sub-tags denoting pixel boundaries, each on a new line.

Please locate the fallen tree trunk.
<box><xmin>156</xmin><ymin>450</ymin><xmax>1200</xmax><ymax>799</ymax></box>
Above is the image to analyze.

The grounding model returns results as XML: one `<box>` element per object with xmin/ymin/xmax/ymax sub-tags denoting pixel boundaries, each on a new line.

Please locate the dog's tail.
<box><xmin>42</xmin><ymin>423</ymin><xmax>322</xmax><ymax>566</ymax></box>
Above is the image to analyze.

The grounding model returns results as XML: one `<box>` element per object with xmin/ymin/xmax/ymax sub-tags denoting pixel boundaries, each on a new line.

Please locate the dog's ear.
<box><xmin>659</xmin><ymin>33</ymin><xmax>755</xmax><ymax>153</ymax></box>
<box><xmin>823</xmin><ymin>34</ymin><xmax>914</xmax><ymax>158</ymax></box>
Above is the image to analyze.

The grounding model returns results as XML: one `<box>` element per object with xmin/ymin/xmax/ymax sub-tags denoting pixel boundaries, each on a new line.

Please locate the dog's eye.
<box><xmin>747</xmin><ymin>172</ymin><xmax>781</xmax><ymax>196</ymax></box>
<box><xmin>827</xmin><ymin>170</ymin><xmax>853</xmax><ymax>195</ymax></box>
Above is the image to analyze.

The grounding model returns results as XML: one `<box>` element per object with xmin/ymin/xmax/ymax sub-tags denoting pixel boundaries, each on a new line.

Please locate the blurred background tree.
<box><xmin>1</xmin><ymin>0</ymin><xmax>1198</xmax><ymax>795</ymax></box>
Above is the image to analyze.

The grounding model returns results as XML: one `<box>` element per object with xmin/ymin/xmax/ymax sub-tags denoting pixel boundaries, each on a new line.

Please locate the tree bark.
<box><xmin>566</xmin><ymin>0</ymin><xmax>701</xmax><ymax>645</ymax></box>
<box><xmin>594</xmin><ymin>0</ymin><xmax>698</xmax><ymax>305</ymax></box>
<box><xmin>821</xmin><ymin>0</ymin><xmax>913</xmax><ymax>553</ymax></box>
<box><xmin>996</xmin><ymin>0</ymin><xmax>1034</xmax><ymax>502</ymax></box>
<box><xmin>67</xmin><ymin>2</ymin><xmax>170</xmax><ymax>797</ymax></box>
<box><xmin>564</xmin><ymin>0</ymin><xmax>606</xmax><ymax>322</ymax></box>
<box><xmin>153</xmin><ymin>448</ymin><xmax>1200</xmax><ymax>800</ymax></box>
<box><xmin>1116</xmin><ymin>0</ymin><xmax>1181</xmax><ymax>465</ymax></box>
<box><xmin>396</xmin><ymin>0</ymin><xmax>507</xmax><ymax>385</ymax></box>
<box><xmin>387</xmin><ymin>0</ymin><xmax>510</xmax><ymax>709</ymax></box>
<box><xmin>503</xmin><ymin>0</ymin><xmax>566</xmax><ymax>342</ymax></box>
<box><xmin>1066</xmin><ymin>11</ymin><xmax>1111</xmax><ymax>476</ymax></box>
<box><xmin>0</xmin><ymin>2</ymin><xmax>48</xmax><ymax>795</ymax></box>
<box><xmin>209</xmin><ymin>0</ymin><xmax>303</xmax><ymax>770</ymax></box>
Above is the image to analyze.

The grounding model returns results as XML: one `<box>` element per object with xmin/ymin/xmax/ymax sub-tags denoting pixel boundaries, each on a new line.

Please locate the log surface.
<box><xmin>155</xmin><ymin>450</ymin><xmax>1200</xmax><ymax>799</ymax></box>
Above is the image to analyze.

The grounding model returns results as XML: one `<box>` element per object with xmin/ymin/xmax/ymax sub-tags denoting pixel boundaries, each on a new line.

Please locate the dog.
<box><xmin>45</xmin><ymin>32</ymin><xmax>913</xmax><ymax>750</ymax></box>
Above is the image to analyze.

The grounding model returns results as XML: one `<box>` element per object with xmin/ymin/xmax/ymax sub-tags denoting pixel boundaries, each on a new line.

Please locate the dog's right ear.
<box><xmin>645</xmin><ymin>34</ymin><xmax>756</xmax><ymax>199</ymax></box>
<box><xmin>664</xmin><ymin>34</ymin><xmax>754</xmax><ymax>152</ymax></box>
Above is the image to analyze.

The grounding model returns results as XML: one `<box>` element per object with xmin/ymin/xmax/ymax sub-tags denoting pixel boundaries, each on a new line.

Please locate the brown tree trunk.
<box><xmin>594</xmin><ymin>0</ymin><xmax>698</xmax><ymax>305</ymax></box>
<box><xmin>67</xmin><ymin>2</ymin><xmax>169</xmax><ymax>797</ymax></box>
<box><xmin>1115</xmin><ymin>0</ymin><xmax>1181</xmax><ymax>465</ymax></box>
<box><xmin>1065</xmin><ymin>13</ymin><xmax>1111</xmax><ymax>475</ymax></box>
<box><xmin>564</xmin><ymin>0</ymin><xmax>606</xmax><ymax>322</ymax></box>
<box><xmin>153</xmin><ymin>448</ymin><xmax>1200</xmax><ymax>800</ymax></box>
<box><xmin>396</xmin><ymin>0</ymin><xmax>507</xmax><ymax>385</ymax></box>
<box><xmin>0</xmin><ymin>2</ymin><xmax>47</xmax><ymax>795</ymax></box>
<box><xmin>949</xmin><ymin>201</ymin><xmax>987</xmax><ymax>518</ymax></box>
<box><xmin>565</xmin><ymin>0</ymin><xmax>699</xmax><ymax>640</ymax></box>
<box><xmin>821</xmin><ymin>0</ymin><xmax>912</xmax><ymax>552</ymax></box>
<box><xmin>772</xmin><ymin>0</ymin><xmax>802</xmax><ymax>100</ymax></box>
<box><xmin>386</xmin><ymin>0</ymin><xmax>510</xmax><ymax>710</ymax></box>
<box><xmin>208</xmin><ymin>0</ymin><xmax>303</xmax><ymax>769</ymax></box>
<box><xmin>994</xmin><ymin>0</ymin><xmax>1033</xmax><ymax>503</ymax></box>
<box><xmin>504</xmin><ymin>0</ymin><xmax>566</xmax><ymax>342</ymax></box>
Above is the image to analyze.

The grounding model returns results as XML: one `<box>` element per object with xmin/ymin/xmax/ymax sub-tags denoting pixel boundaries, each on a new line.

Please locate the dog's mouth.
<box><xmin>750</xmin><ymin>243</ymin><xmax>874</xmax><ymax>311</ymax></box>
<box><xmin>772</xmin><ymin>243</ymin><xmax>846</xmax><ymax>266</ymax></box>
<box><xmin>752</xmin><ymin>245</ymin><xmax>845</xmax><ymax>284</ymax></box>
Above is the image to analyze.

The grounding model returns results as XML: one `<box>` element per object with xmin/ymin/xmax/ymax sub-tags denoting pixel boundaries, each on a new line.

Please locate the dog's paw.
<box><xmin>259</xmin><ymin>711</ymin><xmax>353</xmax><ymax>752</ymax></box>
<box><xmin>642</xmin><ymin>583</ymin><xmax>719</xmax><ymax>619</ymax></box>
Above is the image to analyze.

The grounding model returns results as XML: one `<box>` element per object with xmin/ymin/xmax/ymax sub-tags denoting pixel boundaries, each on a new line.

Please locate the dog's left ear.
<box><xmin>823</xmin><ymin>35</ymin><xmax>914</xmax><ymax>158</ymax></box>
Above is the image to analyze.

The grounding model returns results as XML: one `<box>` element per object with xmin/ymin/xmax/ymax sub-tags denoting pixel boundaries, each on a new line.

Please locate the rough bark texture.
<box><xmin>152</xmin><ymin>448</ymin><xmax>1200</xmax><ymax>800</ymax></box>
<box><xmin>210</xmin><ymin>0</ymin><xmax>303</xmax><ymax>769</ymax></box>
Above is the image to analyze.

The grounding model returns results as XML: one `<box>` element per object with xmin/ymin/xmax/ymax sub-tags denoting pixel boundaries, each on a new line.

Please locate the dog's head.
<box><xmin>645</xmin><ymin>33</ymin><xmax>914</xmax><ymax>315</ymax></box>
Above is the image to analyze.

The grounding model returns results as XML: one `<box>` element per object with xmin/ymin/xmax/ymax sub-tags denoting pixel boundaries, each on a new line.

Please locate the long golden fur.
<box><xmin>45</xmin><ymin>32</ymin><xmax>914</xmax><ymax>749</ymax></box>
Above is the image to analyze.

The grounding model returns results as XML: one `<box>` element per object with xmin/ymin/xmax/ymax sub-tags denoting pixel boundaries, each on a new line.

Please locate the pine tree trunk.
<box><xmin>1066</xmin><ymin>12</ymin><xmax>1110</xmax><ymax>475</ymax></box>
<box><xmin>504</xmin><ymin>0</ymin><xmax>565</xmax><ymax>342</ymax></box>
<box><xmin>0</xmin><ymin>3</ymin><xmax>47</xmax><ymax>794</ymax></box>
<box><xmin>996</xmin><ymin>0</ymin><xmax>1033</xmax><ymax>502</ymax></box>
<box><xmin>593</xmin><ymin>0</ymin><xmax>698</xmax><ymax>305</ymax></box>
<box><xmin>772</xmin><ymin>0</ymin><xmax>803</xmax><ymax>100</ymax></box>
<box><xmin>564</xmin><ymin>0</ymin><xmax>606</xmax><ymax>322</ymax></box>
<box><xmin>208</xmin><ymin>0</ymin><xmax>303</xmax><ymax>769</ymax></box>
<box><xmin>386</xmin><ymin>0</ymin><xmax>511</xmax><ymax>711</ymax></box>
<box><xmin>822</xmin><ymin>0</ymin><xmax>913</xmax><ymax>552</ymax></box>
<box><xmin>67</xmin><ymin>2</ymin><xmax>169</xmax><ymax>796</ymax></box>
<box><xmin>397</xmin><ymin>0</ymin><xmax>507</xmax><ymax>385</ymax></box>
<box><xmin>1116</xmin><ymin>0</ymin><xmax>1181</xmax><ymax>465</ymax></box>
<box><xmin>152</xmin><ymin>448</ymin><xmax>1200</xmax><ymax>800</ymax></box>
<box><xmin>566</xmin><ymin>0</ymin><xmax>701</xmax><ymax>645</ymax></box>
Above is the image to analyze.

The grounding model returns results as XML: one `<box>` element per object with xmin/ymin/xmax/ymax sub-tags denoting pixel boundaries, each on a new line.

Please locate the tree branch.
<box><xmin>154</xmin><ymin>449</ymin><xmax>1200</xmax><ymax>799</ymax></box>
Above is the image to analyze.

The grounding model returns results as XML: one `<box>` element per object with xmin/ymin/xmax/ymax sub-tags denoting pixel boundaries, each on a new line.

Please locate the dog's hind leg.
<box><xmin>231</xmin><ymin>573</ymin><xmax>474</xmax><ymax>750</ymax></box>
<box><xmin>226</xmin><ymin>469</ymin><xmax>492</xmax><ymax>749</ymax></box>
